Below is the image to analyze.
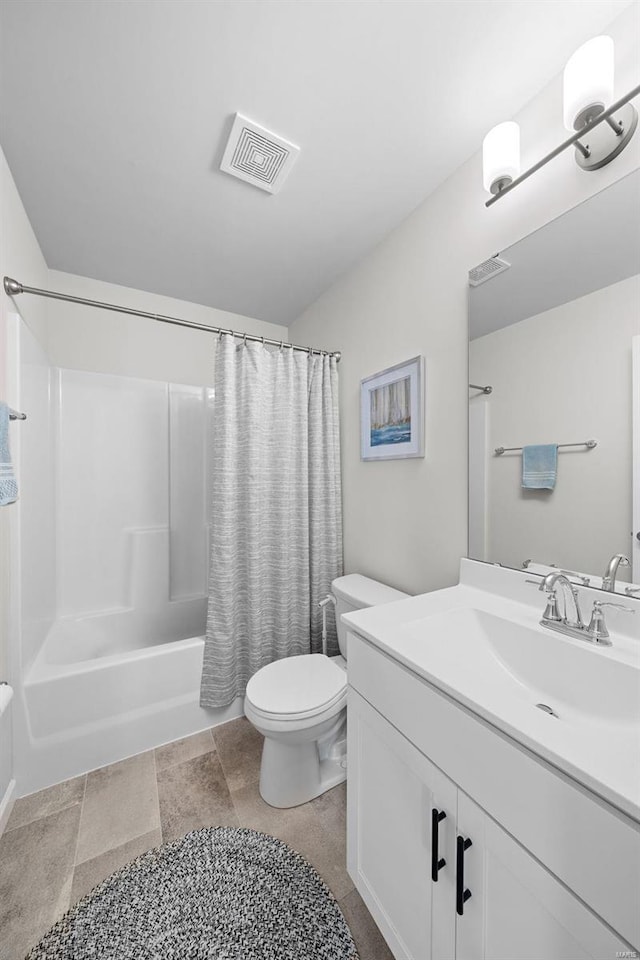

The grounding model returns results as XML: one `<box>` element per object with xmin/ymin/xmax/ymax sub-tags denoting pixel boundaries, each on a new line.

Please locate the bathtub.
<box><xmin>12</xmin><ymin>361</ymin><xmax>237</xmax><ymax>796</ymax></box>
<box><xmin>19</xmin><ymin>622</ymin><xmax>242</xmax><ymax>795</ymax></box>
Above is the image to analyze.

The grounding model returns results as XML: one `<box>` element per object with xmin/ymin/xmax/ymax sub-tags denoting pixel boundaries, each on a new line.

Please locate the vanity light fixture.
<box><xmin>484</xmin><ymin>35</ymin><xmax>639</xmax><ymax>207</ymax></box>
<box><xmin>482</xmin><ymin>122</ymin><xmax>520</xmax><ymax>195</ymax></box>
<box><xmin>563</xmin><ymin>36</ymin><xmax>614</xmax><ymax>131</ymax></box>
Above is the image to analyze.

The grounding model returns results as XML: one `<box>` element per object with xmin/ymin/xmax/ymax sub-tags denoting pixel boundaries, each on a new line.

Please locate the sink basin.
<box><xmin>393</xmin><ymin>608</ymin><xmax>640</xmax><ymax>727</ymax></box>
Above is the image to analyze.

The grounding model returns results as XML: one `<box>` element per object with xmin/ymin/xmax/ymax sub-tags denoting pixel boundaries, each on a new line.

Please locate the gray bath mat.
<box><xmin>27</xmin><ymin>827</ymin><xmax>359</xmax><ymax>959</ymax></box>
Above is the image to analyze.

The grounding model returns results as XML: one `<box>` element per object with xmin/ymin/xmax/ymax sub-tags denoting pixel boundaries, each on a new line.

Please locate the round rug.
<box><xmin>27</xmin><ymin>827</ymin><xmax>359</xmax><ymax>960</ymax></box>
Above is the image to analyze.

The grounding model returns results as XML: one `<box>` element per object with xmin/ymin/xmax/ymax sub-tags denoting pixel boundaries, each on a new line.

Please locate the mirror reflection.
<box><xmin>468</xmin><ymin>169</ymin><xmax>640</xmax><ymax>596</ymax></box>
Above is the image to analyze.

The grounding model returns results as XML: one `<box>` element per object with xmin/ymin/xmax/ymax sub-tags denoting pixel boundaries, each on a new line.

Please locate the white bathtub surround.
<box><xmin>343</xmin><ymin>559</ymin><xmax>640</xmax><ymax>955</ymax></box>
<box><xmin>18</xmin><ymin>322</ymin><xmax>56</xmax><ymax>674</ymax></box>
<box><xmin>200</xmin><ymin>337</ymin><xmax>342</xmax><ymax>708</ymax></box>
<box><xmin>0</xmin><ymin>683</ymin><xmax>16</xmax><ymax>835</ymax></box>
<box><xmin>12</xmin><ymin>322</ymin><xmax>246</xmax><ymax>795</ymax></box>
<box><xmin>56</xmin><ymin>369</ymin><xmax>213</xmax><ymax>619</ymax></box>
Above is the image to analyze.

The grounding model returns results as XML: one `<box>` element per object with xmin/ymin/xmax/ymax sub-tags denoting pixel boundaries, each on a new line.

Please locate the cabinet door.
<box><xmin>455</xmin><ymin>791</ymin><xmax>631</xmax><ymax>960</ymax></box>
<box><xmin>347</xmin><ymin>689</ymin><xmax>457</xmax><ymax>960</ymax></box>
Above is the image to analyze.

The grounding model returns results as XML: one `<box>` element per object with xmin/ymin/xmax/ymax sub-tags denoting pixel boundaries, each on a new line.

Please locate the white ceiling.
<box><xmin>0</xmin><ymin>0</ymin><xmax>632</xmax><ymax>325</ymax></box>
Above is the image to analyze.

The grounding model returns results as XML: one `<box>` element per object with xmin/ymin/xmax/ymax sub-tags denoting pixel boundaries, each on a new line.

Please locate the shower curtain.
<box><xmin>199</xmin><ymin>335</ymin><xmax>343</xmax><ymax>708</ymax></box>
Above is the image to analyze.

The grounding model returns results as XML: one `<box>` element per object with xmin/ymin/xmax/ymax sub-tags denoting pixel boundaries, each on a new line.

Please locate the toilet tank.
<box><xmin>331</xmin><ymin>574</ymin><xmax>409</xmax><ymax>659</ymax></box>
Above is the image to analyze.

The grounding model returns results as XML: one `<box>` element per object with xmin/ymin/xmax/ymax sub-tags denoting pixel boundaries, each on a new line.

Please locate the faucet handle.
<box><xmin>543</xmin><ymin>594</ymin><xmax>562</xmax><ymax>622</ymax></box>
<box><xmin>625</xmin><ymin>586</ymin><xmax>640</xmax><ymax>596</ymax></box>
<box><xmin>525</xmin><ymin>578</ymin><xmax>553</xmax><ymax>594</ymax></box>
<box><xmin>525</xmin><ymin>579</ymin><xmax>563</xmax><ymax>620</ymax></box>
<box><xmin>559</xmin><ymin>570</ymin><xmax>591</xmax><ymax>586</ymax></box>
<box><xmin>595</xmin><ymin>601</ymin><xmax>635</xmax><ymax>614</ymax></box>
<box><xmin>587</xmin><ymin>600</ymin><xmax>635</xmax><ymax>645</ymax></box>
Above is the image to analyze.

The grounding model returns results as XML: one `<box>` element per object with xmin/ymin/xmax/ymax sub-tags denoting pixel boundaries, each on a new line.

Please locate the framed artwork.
<box><xmin>361</xmin><ymin>356</ymin><xmax>425</xmax><ymax>460</ymax></box>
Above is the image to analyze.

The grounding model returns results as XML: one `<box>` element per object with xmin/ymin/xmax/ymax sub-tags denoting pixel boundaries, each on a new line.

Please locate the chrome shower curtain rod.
<box><xmin>3</xmin><ymin>276</ymin><xmax>341</xmax><ymax>361</ymax></box>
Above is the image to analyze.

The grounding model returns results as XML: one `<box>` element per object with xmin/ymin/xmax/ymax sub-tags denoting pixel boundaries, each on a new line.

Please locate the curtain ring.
<box><xmin>261</xmin><ymin>336</ymin><xmax>265</xmax><ymax>346</ymax></box>
<box><xmin>279</xmin><ymin>340</ymin><xmax>284</xmax><ymax>351</ymax></box>
<box><xmin>243</xmin><ymin>333</ymin><xmax>247</xmax><ymax>346</ymax></box>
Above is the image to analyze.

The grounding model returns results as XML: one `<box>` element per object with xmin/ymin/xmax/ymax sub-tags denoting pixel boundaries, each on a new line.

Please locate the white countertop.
<box><xmin>343</xmin><ymin>560</ymin><xmax>640</xmax><ymax>822</ymax></box>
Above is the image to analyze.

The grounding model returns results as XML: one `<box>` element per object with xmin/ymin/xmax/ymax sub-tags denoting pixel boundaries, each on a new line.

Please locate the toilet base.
<box><xmin>258</xmin><ymin>716</ymin><xmax>347</xmax><ymax>808</ymax></box>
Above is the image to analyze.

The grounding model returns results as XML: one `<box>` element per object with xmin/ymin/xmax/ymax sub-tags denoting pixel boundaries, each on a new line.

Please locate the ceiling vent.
<box><xmin>220</xmin><ymin>114</ymin><xmax>300</xmax><ymax>194</ymax></box>
<box><xmin>468</xmin><ymin>255</ymin><xmax>510</xmax><ymax>287</ymax></box>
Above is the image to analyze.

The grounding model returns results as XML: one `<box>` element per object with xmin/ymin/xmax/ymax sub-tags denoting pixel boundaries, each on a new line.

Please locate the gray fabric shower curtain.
<box><xmin>199</xmin><ymin>335</ymin><xmax>343</xmax><ymax>708</ymax></box>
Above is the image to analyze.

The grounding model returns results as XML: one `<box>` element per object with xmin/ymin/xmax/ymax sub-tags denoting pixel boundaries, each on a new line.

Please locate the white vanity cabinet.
<box><xmin>454</xmin><ymin>790</ymin><xmax>627</xmax><ymax>960</ymax></box>
<box><xmin>347</xmin><ymin>688</ymin><xmax>457</xmax><ymax>959</ymax></box>
<box><xmin>347</xmin><ymin>632</ymin><xmax>637</xmax><ymax>960</ymax></box>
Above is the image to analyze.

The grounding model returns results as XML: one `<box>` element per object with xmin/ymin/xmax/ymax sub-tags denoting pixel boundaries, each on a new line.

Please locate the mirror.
<box><xmin>468</xmin><ymin>169</ymin><xmax>640</xmax><ymax>596</ymax></box>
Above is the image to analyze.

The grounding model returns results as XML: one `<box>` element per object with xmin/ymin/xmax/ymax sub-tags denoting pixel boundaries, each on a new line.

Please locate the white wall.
<box><xmin>46</xmin><ymin>270</ymin><xmax>287</xmax><ymax>386</ymax></box>
<box><xmin>470</xmin><ymin>275</ymin><xmax>640</xmax><ymax>575</ymax></box>
<box><xmin>288</xmin><ymin>4</ymin><xmax>640</xmax><ymax>596</ymax></box>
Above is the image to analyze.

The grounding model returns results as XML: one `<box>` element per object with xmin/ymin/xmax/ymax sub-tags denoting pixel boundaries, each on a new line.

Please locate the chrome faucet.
<box><xmin>538</xmin><ymin>572</ymin><xmax>584</xmax><ymax>629</ymax></box>
<box><xmin>530</xmin><ymin>572</ymin><xmax>635</xmax><ymax>645</ymax></box>
<box><xmin>602</xmin><ymin>553</ymin><xmax>629</xmax><ymax>592</ymax></box>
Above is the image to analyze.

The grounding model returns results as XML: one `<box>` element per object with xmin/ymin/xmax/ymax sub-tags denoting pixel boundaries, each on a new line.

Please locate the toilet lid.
<box><xmin>246</xmin><ymin>654</ymin><xmax>347</xmax><ymax>718</ymax></box>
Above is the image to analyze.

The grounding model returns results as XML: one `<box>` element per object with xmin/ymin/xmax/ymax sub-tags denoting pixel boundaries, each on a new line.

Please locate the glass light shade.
<box><xmin>563</xmin><ymin>36</ymin><xmax>614</xmax><ymax>130</ymax></box>
<box><xmin>482</xmin><ymin>121</ymin><xmax>520</xmax><ymax>194</ymax></box>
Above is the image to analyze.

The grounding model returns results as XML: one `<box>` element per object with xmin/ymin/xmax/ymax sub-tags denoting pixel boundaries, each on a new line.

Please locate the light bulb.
<box><xmin>563</xmin><ymin>36</ymin><xmax>614</xmax><ymax>131</ymax></box>
<box><xmin>482</xmin><ymin>122</ymin><xmax>520</xmax><ymax>195</ymax></box>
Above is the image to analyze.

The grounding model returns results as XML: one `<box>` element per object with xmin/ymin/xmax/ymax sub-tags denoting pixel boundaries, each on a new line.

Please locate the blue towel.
<box><xmin>0</xmin><ymin>403</ymin><xmax>18</xmax><ymax>506</ymax></box>
<box><xmin>522</xmin><ymin>444</ymin><xmax>558</xmax><ymax>490</ymax></box>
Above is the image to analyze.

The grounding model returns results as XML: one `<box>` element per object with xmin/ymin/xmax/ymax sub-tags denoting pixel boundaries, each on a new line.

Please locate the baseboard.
<box><xmin>0</xmin><ymin>777</ymin><xmax>17</xmax><ymax>837</ymax></box>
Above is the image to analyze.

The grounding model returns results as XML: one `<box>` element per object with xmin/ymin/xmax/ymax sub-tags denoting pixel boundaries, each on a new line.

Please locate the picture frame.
<box><xmin>361</xmin><ymin>355</ymin><xmax>425</xmax><ymax>460</ymax></box>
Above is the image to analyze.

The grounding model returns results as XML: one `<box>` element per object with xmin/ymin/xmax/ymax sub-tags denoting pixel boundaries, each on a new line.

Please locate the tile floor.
<box><xmin>0</xmin><ymin>718</ymin><xmax>393</xmax><ymax>960</ymax></box>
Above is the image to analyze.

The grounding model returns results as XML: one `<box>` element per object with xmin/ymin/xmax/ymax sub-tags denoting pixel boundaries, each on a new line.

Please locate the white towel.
<box><xmin>0</xmin><ymin>402</ymin><xmax>18</xmax><ymax>506</ymax></box>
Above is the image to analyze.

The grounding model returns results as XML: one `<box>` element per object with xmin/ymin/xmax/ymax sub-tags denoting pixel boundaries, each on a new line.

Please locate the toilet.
<box><xmin>244</xmin><ymin>574</ymin><xmax>408</xmax><ymax>808</ymax></box>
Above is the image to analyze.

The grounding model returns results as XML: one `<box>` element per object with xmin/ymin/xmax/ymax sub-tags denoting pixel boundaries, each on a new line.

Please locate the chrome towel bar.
<box><xmin>495</xmin><ymin>439</ymin><xmax>597</xmax><ymax>456</ymax></box>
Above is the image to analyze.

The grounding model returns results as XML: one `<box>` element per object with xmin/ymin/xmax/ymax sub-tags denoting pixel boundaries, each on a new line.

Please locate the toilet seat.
<box><xmin>245</xmin><ymin>654</ymin><xmax>347</xmax><ymax>723</ymax></box>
